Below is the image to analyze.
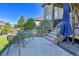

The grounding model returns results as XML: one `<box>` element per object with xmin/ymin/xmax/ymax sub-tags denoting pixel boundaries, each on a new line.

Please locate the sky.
<box><xmin>0</xmin><ymin>3</ymin><xmax>43</xmax><ymax>25</ymax></box>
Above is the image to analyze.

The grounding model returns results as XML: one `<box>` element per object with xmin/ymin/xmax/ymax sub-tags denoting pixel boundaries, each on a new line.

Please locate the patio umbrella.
<box><xmin>60</xmin><ymin>3</ymin><xmax>73</xmax><ymax>38</ymax></box>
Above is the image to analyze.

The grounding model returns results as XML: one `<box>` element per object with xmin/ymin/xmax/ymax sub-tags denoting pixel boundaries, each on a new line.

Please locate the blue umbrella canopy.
<box><xmin>60</xmin><ymin>3</ymin><xmax>73</xmax><ymax>37</ymax></box>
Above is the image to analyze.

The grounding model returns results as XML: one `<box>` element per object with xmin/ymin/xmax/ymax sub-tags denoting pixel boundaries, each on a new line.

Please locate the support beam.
<box><xmin>50</xmin><ymin>3</ymin><xmax>54</xmax><ymax>30</ymax></box>
<box><xmin>70</xmin><ymin>4</ymin><xmax>75</xmax><ymax>44</ymax></box>
<box><xmin>43</xmin><ymin>5</ymin><xmax>46</xmax><ymax>20</ymax></box>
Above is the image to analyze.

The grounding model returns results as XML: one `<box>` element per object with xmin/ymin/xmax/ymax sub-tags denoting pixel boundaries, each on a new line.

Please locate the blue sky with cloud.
<box><xmin>0</xmin><ymin>3</ymin><xmax>43</xmax><ymax>24</ymax></box>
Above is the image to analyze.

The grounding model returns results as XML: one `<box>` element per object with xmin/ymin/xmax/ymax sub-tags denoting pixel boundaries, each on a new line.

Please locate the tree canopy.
<box><xmin>17</xmin><ymin>16</ymin><xmax>25</xmax><ymax>28</ymax></box>
<box><xmin>1</xmin><ymin>22</ymin><xmax>11</xmax><ymax>34</ymax></box>
<box><xmin>24</xmin><ymin>18</ymin><xmax>36</xmax><ymax>30</ymax></box>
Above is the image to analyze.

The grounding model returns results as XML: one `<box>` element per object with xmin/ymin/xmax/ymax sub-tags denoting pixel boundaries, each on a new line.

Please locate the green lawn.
<box><xmin>0</xmin><ymin>33</ymin><xmax>37</xmax><ymax>52</ymax></box>
<box><xmin>0</xmin><ymin>35</ymin><xmax>9</xmax><ymax>51</ymax></box>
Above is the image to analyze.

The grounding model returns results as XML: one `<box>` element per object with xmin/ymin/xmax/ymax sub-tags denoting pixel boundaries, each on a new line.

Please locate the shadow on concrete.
<box><xmin>0</xmin><ymin>30</ymin><xmax>31</xmax><ymax>55</ymax></box>
<box><xmin>0</xmin><ymin>29</ymin><xmax>41</xmax><ymax>55</ymax></box>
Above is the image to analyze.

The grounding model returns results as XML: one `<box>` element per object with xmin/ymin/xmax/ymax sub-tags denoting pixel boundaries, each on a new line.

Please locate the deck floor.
<box><xmin>2</xmin><ymin>37</ymin><xmax>72</xmax><ymax>56</ymax></box>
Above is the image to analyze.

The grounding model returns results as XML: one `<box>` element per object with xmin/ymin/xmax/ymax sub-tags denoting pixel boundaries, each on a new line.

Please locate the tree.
<box><xmin>17</xmin><ymin>16</ymin><xmax>25</xmax><ymax>29</ymax></box>
<box><xmin>39</xmin><ymin>19</ymin><xmax>50</xmax><ymax>33</ymax></box>
<box><xmin>1</xmin><ymin>22</ymin><xmax>11</xmax><ymax>34</ymax></box>
<box><xmin>24</xmin><ymin>18</ymin><xmax>36</xmax><ymax>30</ymax></box>
<box><xmin>14</xmin><ymin>24</ymin><xmax>18</xmax><ymax>28</ymax></box>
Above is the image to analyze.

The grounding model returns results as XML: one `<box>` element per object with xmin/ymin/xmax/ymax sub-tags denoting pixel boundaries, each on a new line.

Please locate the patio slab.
<box><xmin>2</xmin><ymin>37</ymin><xmax>72</xmax><ymax>56</ymax></box>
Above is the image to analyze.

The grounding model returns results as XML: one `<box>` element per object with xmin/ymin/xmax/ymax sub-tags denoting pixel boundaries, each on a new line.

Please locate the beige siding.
<box><xmin>54</xmin><ymin>7</ymin><xmax>63</xmax><ymax>19</ymax></box>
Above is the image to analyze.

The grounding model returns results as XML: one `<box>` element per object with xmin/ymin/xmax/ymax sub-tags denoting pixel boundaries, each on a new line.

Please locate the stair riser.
<box><xmin>49</xmin><ymin>32</ymin><xmax>57</xmax><ymax>35</ymax></box>
<box><xmin>45</xmin><ymin>36</ymin><xmax>56</xmax><ymax>40</ymax></box>
<box><xmin>44</xmin><ymin>36</ymin><xmax>57</xmax><ymax>44</ymax></box>
<box><xmin>47</xmin><ymin>34</ymin><xmax>57</xmax><ymax>39</ymax></box>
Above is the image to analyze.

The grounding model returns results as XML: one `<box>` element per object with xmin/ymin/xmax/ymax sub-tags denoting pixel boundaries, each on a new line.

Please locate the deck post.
<box><xmin>50</xmin><ymin>3</ymin><xmax>54</xmax><ymax>31</ymax></box>
<box><xmin>70</xmin><ymin>4</ymin><xmax>75</xmax><ymax>45</ymax></box>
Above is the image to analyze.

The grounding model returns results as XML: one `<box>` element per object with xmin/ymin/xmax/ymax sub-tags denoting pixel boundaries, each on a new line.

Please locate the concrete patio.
<box><xmin>2</xmin><ymin>37</ymin><xmax>72</xmax><ymax>56</ymax></box>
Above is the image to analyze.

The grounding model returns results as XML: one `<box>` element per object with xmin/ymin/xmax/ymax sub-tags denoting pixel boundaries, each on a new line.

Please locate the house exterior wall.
<box><xmin>44</xmin><ymin>4</ymin><xmax>63</xmax><ymax>20</ymax></box>
<box><xmin>54</xmin><ymin>7</ymin><xmax>63</xmax><ymax>20</ymax></box>
<box><xmin>43</xmin><ymin>3</ymin><xmax>79</xmax><ymax>31</ymax></box>
<box><xmin>33</xmin><ymin>21</ymin><xmax>41</xmax><ymax>27</ymax></box>
<box><xmin>43</xmin><ymin>4</ymin><xmax>54</xmax><ymax>30</ymax></box>
<box><xmin>35</xmin><ymin>16</ymin><xmax>43</xmax><ymax>27</ymax></box>
<box><xmin>43</xmin><ymin>4</ymin><xmax>63</xmax><ymax>31</ymax></box>
<box><xmin>44</xmin><ymin>5</ymin><xmax>51</xmax><ymax>20</ymax></box>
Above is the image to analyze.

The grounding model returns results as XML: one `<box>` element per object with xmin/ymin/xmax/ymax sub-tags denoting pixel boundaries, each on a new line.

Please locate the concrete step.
<box><xmin>45</xmin><ymin>36</ymin><xmax>56</xmax><ymax>40</ymax></box>
<box><xmin>46</xmin><ymin>29</ymin><xmax>65</xmax><ymax>44</ymax></box>
<box><xmin>49</xmin><ymin>28</ymin><xmax>60</xmax><ymax>35</ymax></box>
<box><xmin>47</xmin><ymin>34</ymin><xmax>57</xmax><ymax>39</ymax></box>
<box><xmin>49</xmin><ymin>31</ymin><xmax>57</xmax><ymax>35</ymax></box>
<box><xmin>46</xmin><ymin>33</ymin><xmax>65</xmax><ymax>44</ymax></box>
<box><xmin>44</xmin><ymin>36</ymin><xmax>57</xmax><ymax>44</ymax></box>
<box><xmin>59</xmin><ymin>41</ymin><xmax>79</xmax><ymax>56</ymax></box>
<box><xmin>57</xmin><ymin>35</ymin><xmax>65</xmax><ymax>43</ymax></box>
